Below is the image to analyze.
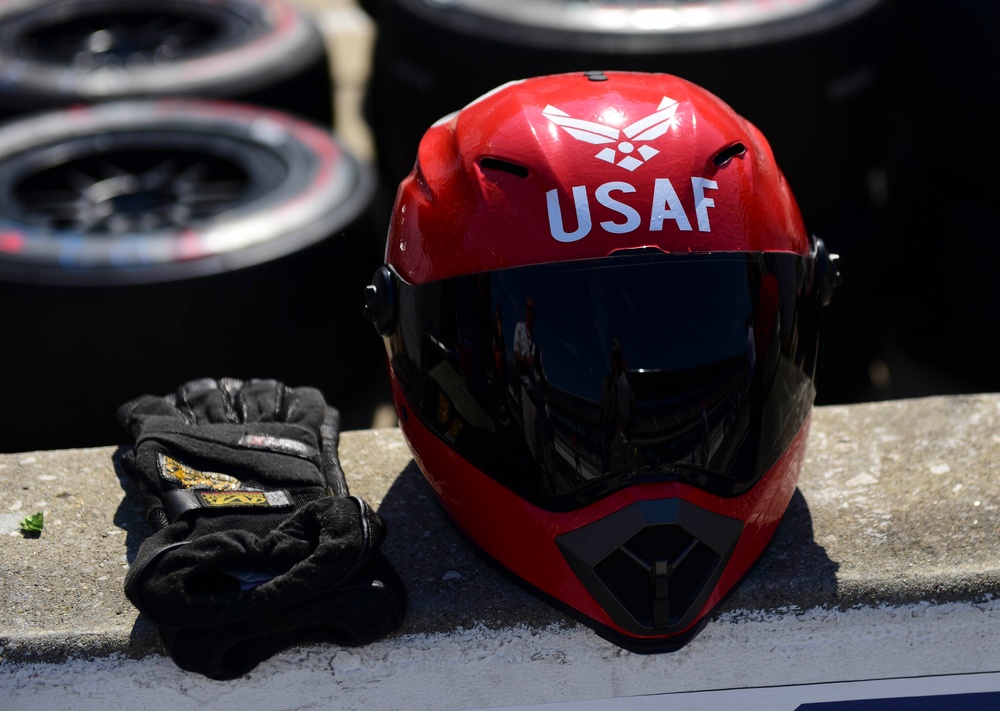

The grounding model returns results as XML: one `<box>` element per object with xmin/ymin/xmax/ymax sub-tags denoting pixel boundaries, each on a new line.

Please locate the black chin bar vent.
<box><xmin>557</xmin><ymin>499</ymin><xmax>743</xmax><ymax>637</ymax></box>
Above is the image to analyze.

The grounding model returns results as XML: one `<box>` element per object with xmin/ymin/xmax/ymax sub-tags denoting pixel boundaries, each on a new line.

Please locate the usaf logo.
<box><xmin>543</xmin><ymin>96</ymin><xmax>719</xmax><ymax>243</ymax></box>
<box><xmin>543</xmin><ymin>96</ymin><xmax>679</xmax><ymax>172</ymax></box>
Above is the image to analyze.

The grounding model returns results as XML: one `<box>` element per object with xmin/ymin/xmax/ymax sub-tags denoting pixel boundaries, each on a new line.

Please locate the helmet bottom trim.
<box><xmin>557</xmin><ymin>498</ymin><xmax>743</xmax><ymax>638</ymax></box>
<box><xmin>451</xmin><ymin>510</ymin><xmax>716</xmax><ymax>654</ymax></box>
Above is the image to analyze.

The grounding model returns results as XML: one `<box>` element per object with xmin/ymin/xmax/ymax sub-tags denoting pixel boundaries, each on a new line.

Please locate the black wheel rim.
<box><xmin>10</xmin><ymin>144</ymin><xmax>265</xmax><ymax>235</ymax></box>
<box><xmin>4</xmin><ymin>4</ymin><xmax>249</xmax><ymax>68</ymax></box>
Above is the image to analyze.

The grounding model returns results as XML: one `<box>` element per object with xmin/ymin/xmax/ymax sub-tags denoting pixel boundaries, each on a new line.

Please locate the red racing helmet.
<box><xmin>366</xmin><ymin>71</ymin><xmax>838</xmax><ymax>651</ymax></box>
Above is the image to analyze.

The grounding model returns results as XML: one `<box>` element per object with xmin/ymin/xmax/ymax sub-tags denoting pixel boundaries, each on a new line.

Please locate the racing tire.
<box><xmin>0</xmin><ymin>99</ymin><xmax>382</xmax><ymax>453</ymax></box>
<box><xmin>0</xmin><ymin>0</ymin><xmax>334</xmax><ymax>126</ymax></box>
<box><xmin>886</xmin><ymin>0</ymin><xmax>1000</xmax><ymax>393</ymax></box>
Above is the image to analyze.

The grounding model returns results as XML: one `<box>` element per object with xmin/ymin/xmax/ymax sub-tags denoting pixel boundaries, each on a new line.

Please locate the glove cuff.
<box><xmin>125</xmin><ymin>496</ymin><xmax>387</xmax><ymax>628</ymax></box>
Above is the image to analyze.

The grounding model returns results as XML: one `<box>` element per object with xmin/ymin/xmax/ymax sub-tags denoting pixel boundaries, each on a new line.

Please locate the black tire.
<box><xmin>0</xmin><ymin>0</ymin><xmax>333</xmax><ymax>126</ymax></box>
<box><xmin>886</xmin><ymin>0</ymin><xmax>1000</xmax><ymax>392</ymax></box>
<box><xmin>0</xmin><ymin>99</ymin><xmax>382</xmax><ymax>453</ymax></box>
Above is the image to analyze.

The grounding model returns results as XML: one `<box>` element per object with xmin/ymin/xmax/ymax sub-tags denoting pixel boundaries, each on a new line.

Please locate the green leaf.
<box><xmin>20</xmin><ymin>512</ymin><xmax>44</xmax><ymax>534</ymax></box>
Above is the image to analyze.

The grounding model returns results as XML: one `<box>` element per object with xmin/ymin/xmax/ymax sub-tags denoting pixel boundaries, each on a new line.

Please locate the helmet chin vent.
<box><xmin>556</xmin><ymin>499</ymin><xmax>743</xmax><ymax>637</ymax></box>
<box><xmin>595</xmin><ymin>524</ymin><xmax>720</xmax><ymax>630</ymax></box>
<box><xmin>479</xmin><ymin>156</ymin><xmax>529</xmax><ymax>178</ymax></box>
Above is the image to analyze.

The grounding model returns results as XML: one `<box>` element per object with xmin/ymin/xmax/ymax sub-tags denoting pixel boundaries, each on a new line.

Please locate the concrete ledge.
<box><xmin>2</xmin><ymin>395</ymin><xmax>999</xmax><ymax>709</ymax></box>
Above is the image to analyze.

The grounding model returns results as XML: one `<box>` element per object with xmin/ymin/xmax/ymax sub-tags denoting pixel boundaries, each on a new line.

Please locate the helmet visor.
<box><xmin>385</xmin><ymin>250</ymin><xmax>822</xmax><ymax>511</ymax></box>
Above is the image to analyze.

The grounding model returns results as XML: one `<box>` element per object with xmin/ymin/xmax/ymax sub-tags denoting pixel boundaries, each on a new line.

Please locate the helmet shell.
<box><xmin>376</xmin><ymin>71</ymin><xmax>829</xmax><ymax>651</ymax></box>
<box><xmin>386</xmin><ymin>71</ymin><xmax>808</xmax><ymax>284</ymax></box>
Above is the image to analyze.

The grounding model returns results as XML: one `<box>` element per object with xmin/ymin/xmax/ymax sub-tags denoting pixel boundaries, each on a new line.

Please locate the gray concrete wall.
<box><xmin>1</xmin><ymin>395</ymin><xmax>998</xmax><ymax>709</ymax></box>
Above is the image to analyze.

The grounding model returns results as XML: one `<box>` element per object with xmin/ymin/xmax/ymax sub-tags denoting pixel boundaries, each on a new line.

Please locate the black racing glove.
<box><xmin>116</xmin><ymin>377</ymin><xmax>406</xmax><ymax>680</ymax></box>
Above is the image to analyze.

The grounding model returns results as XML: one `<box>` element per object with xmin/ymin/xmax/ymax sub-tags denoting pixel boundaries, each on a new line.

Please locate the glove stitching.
<box><xmin>235</xmin><ymin>385</ymin><xmax>249</xmax><ymax>425</ymax></box>
<box><xmin>220</xmin><ymin>379</ymin><xmax>240</xmax><ymax>424</ymax></box>
<box><xmin>274</xmin><ymin>382</ymin><xmax>287</xmax><ymax>421</ymax></box>
<box><xmin>340</xmin><ymin>496</ymin><xmax>374</xmax><ymax>584</ymax></box>
<box><xmin>138</xmin><ymin>432</ymin><xmax>322</xmax><ymax>462</ymax></box>
<box><xmin>173</xmin><ymin>382</ymin><xmax>198</xmax><ymax>425</ymax></box>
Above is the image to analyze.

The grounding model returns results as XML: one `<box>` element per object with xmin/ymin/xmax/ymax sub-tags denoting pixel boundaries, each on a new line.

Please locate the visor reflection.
<box><xmin>388</xmin><ymin>252</ymin><xmax>820</xmax><ymax>511</ymax></box>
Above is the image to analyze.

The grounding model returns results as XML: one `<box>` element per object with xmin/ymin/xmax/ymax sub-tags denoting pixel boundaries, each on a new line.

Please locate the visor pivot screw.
<box><xmin>365</xmin><ymin>266</ymin><xmax>397</xmax><ymax>336</ymax></box>
<box><xmin>814</xmin><ymin>237</ymin><xmax>841</xmax><ymax>306</ymax></box>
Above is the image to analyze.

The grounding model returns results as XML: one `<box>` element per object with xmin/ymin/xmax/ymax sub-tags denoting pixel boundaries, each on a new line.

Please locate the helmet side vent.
<box><xmin>479</xmin><ymin>156</ymin><xmax>529</xmax><ymax>178</ymax></box>
<box><xmin>712</xmin><ymin>142</ymin><xmax>747</xmax><ymax>168</ymax></box>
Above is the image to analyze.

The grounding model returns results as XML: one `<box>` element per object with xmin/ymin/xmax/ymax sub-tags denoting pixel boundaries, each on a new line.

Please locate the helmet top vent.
<box><xmin>712</xmin><ymin>141</ymin><xmax>747</xmax><ymax>168</ymax></box>
<box><xmin>479</xmin><ymin>156</ymin><xmax>529</xmax><ymax>178</ymax></box>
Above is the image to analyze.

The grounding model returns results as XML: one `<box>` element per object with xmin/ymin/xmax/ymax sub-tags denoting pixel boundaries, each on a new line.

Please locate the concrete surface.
<box><xmin>1</xmin><ymin>395</ymin><xmax>998</xmax><ymax>709</ymax></box>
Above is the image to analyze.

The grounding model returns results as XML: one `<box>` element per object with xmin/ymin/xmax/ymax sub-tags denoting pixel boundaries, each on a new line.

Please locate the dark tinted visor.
<box><xmin>386</xmin><ymin>251</ymin><xmax>821</xmax><ymax>512</ymax></box>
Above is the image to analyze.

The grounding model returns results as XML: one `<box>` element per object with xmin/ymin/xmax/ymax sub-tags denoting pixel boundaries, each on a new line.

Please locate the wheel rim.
<box><xmin>0</xmin><ymin>1</ymin><xmax>323</xmax><ymax>102</ymax></box>
<box><xmin>3</xmin><ymin>2</ymin><xmax>248</xmax><ymax>67</ymax></box>
<box><xmin>10</xmin><ymin>146</ymin><xmax>260</xmax><ymax>235</ymax></box>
